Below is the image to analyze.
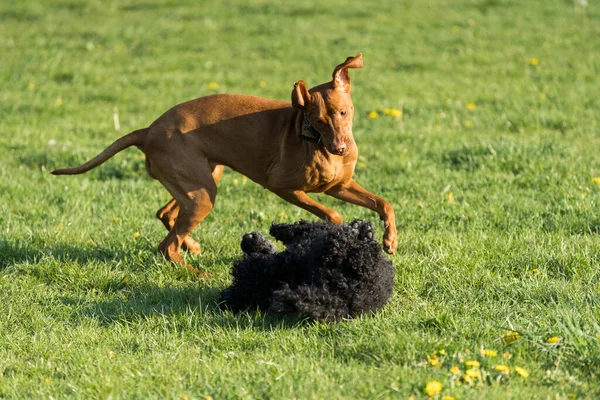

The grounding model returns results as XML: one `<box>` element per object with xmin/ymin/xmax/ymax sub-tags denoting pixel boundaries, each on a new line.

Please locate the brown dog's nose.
<box><xmin>331</xmin><ymin>142</ymin><xmax>347</xmax><ymax>155</ymax></box>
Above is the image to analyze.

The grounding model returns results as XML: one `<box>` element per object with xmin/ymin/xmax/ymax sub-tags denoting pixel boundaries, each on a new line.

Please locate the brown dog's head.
<box><xmin>291</xmin><ymin>53</ymin><xmax>363</xmax><ymax>156</ymax></box>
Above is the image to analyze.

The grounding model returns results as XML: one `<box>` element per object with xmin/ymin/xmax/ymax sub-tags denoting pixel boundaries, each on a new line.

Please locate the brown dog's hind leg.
<box><xmin>156</xmin><ymin>164</ymin><xmax>217</xmax><ymax>265</ymax></box>
<box><xmin>155</xmin><ymin>164</ymin><xmax>224</xmax><ymax>256</ymax></box>
<box><xmin>156</xmin><ymin>199</ymin><xmax>202</xmax><ymax>255</ymax></box>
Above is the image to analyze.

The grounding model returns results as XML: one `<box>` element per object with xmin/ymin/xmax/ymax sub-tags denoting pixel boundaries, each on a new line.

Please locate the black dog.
<box><xmin>220</xmin><ymin>219</ymin><xmax>395</xmax><ymax>322</ymax></box>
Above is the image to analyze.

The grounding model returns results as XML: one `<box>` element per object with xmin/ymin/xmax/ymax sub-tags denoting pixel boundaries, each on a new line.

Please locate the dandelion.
<box><xmin>384</xmin><ymin>108</ymin><xmax>403</xmax><ymax>118</ymax></box>
<box><xmin>242</xmin><ymin>176</ymin><xmax>248</xmax><ymax>184</ymax></box>
<box><xmin>463</xmin><ymin>120</ymin><xmax>474</xmax><ymax>128</ymax></box>
<box><xmin>464</xmin><ymin>360</ymin><xmax>480</xmax><ymax>368</ymax></box>
<box><xmin>442</xmin><ymin>396</ymin><xmax>455</xmax><ymax>400</ymax></box>
<box><xmin>539</xmin><ymin>93</ymin><xmax>546</xmax><ymax>101</ymax></box>
<box><xmin>233</xmin><ymin>178</ymin><xmax>239</xmax><ymax>184</ymax></box>
<box><xmin>446</xmin><ymin>192</ymin><xmax>455</xmax><ymax>202</ymax></box>
<box><xmin>55</xmin><ymin>97</ymin><xmax>63</xmax><ymax>106</ymax></box>
<box><xmin>113</xmin><ymin>217</ymin><xmax>120</xmax><ymax>222</ymax></box>
<box><xmin>205</xmin><ymin>396</ymin><xmax>213</xmax><ymax>400</ymax></box>
<box><xmin>429</xmin><ymin>355</ymin><xmax>443</xmax><ymax>367</ymax></box>
<box><xmin>108</xmin><ymin>352</ymin><xmax>115</xmax><ymax>358</ymax></box>
<box><xmin>501</xmin><ymin>330</ymin><xmax>520</xmax><ymax>343</ymax></box>
<box><xmin>546</xmin><ymin>336</ymin><xmax>560</xmax><ymax>344</ymax></box>
<box><xmin>465</xmin><ymin>103</ymin><xmax>478</xmax><ymax>111</ymax></box>
<box><xmin>438</xmin><ymin>349</ymin><xmax>445</xmax><ymax>355</ymax></box>
<box><xmin>133</xmin><ymin>232</ymin><xmax>140</xmax><ymax>238</ymax></box>
<box><xmin>181</xmin><ymin>395</ymin><xmax>189</xmax><ymax>400</ymax></box>
<box><xmin>502</xmin><ymin>352</ymin><xmax>512</xmax><ymax>358</ymax></box>
<box><xmin>449</xmin><ymin>366</ymin><xmax>461</xmax><ymax>376</ymax></box>
<box><xmin>28</xmin><ymin>82</ymin><xmax>35</xmax><ymax>91</ymax></box>
<box><xmin>44</xmin><ymin>377</ymin><xmax>51</xmax><ymax>383</ymax></box>
<box><xmin>530</xmin><ymin>269</ymin><xmax>539</xmax><ymax>275</ymax></box>
<box><xmin>368</xmin><ymin>110</ymin><xmax>379</xmax><ymax>119</ymax></box>
<box><xmin>465</xmin><ymin>369</ymin><xmax>481</xmax><ymax>378</ymax></box>
<box><xmin>207</xmin><ymin>82</ymin><xmax>219</xmax><ymax>90</ymax></box>
<box><xmin>259</xmin><ymin>81</ymin><xmax>266</xmax><ymax>88</ymax></box>
<box><xmin>592</xmin><ymin>177</ymin><xmax>600</xmax><ymax>185</ymax></box>
<box><xmin>424</xmin><ymin>380</ymin><xmax>442</xmax><ymax>396</ymax></box>
<box><xmin>494</xmin><ymin>364</ymin><xmax>510</xmax><ymax>374</ymax></box>
<box><xmin>528</xmin><ymin>58</ymin><xmax>539</xmax><ymax>66</ymax></box>
<box><xmin>515</xmin><ymin>366</ymin><xmax>529</xmax><ymax>378</ymax></box>
<box><xmin>481</xmin><ymin>349</ymin><xmax>497</xmax><ymax>357</ymax></box>
<box><xmin>277</xmin><ymin>211</ymin><xmax>287</xmax><ymax>219</ymax></box>
<box><xmin>358</xmin><ymin>162</ymin><xmax>366</xmax><ymax>168</ymax></box>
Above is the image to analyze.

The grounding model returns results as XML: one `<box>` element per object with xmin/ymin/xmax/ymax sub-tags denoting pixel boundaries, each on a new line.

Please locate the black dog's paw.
<box><xmin>241</xmin><ymin>232</ymin><xmax>276</xmax><ymax>255</ymax></box>
<box><xmin>349</xmin><ymin>219</ymin><xmax>376</xmax><ymax>241</ymax></box>
<box><xmin>269</xmin><ymin>219</ymin><xmax>315</xmax><ymax>244</ymax></box>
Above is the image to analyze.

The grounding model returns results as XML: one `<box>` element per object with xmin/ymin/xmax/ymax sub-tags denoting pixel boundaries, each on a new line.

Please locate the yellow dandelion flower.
<box><xmin>277</xmin><ymin>211</ymin><xmax>286</xmax><ymax>219</ymax></box>
<box><xmin>181</xmin><ymin>395</ymin><xmax>189</xmax><ymax>400</ymax></box>
<box><xmin>515</xmin><ymin>366</ymin><xmax>529</xmax><ymax>378</ymax></box>
<box><xmin>55</xmin><ymin>97</ymin><xmax>63</xmax><ymax>106</ymax></box>
<box><xmin>429</xmin><ymin>356</ymin><xmax>443</xmax><ymax>367</ymax></box>
<box><xmin>442</xmin><ymin>396</ymin><xmax>455</xmax><ymax>400</ymax></box>
<box><xmin>205</xmin><ymin>396</ymin><xmax>213</xmax><ymax>400</ymax></box>
<box><xmin>233</xmin><ymin>178</ymin><xmax>239</xmax><ymax>184</ymax></box>
<box><xmin>446</xmin><ymin>192</ymin><xmax>455</xmax><ymax>202</ymax></box>
<box><xmin>207</xmin><ymin>82</ymin><xmax>219</xmax><ymax>90</ymax></box>
<box><xmin>568</xmin><ymin>393</ymin><xmax>576</xmax><ymax>399</ymax></box>
<box><xmin>539</xmin><ymin>93</ymin><xmax>546</xmax><ymax>101</ymax></box>
<box><xmin>463</xmin><ymin>120</ymin><xmax>474</xmax><ymax>128</ymax></box>
<box><xmin>502</xmin><ymin>330</ymin><xmax>521</xmax><ymax>343</ymax></box>
<box><xmin>546</xmin><ymin>336</ymin><xmax>560</xmax><ymax>344</ymax></box>
<box><xmin>530</xmin><ymin>269</ymin><xmax>539</xmax><ymax>275</ymax></box>
<box><xmin>368</xmin><ymin>110</ymin><xmax>379</xmax><ymax>119</ymax></box>
<box><xmin>44</xmin><ymin>377</ymin><xmax>51</xmax><ymax>383</ymax></box>
<box><xmin>358</xmin><ymin>162</ymin><xmax>366</xmax><ymax>168</ymax></box>
<box><xmin>464</xmin><ymin>360</ymin><xmax>480</xmax><ymax>368</ymax></box>
<box><xmin>133</xmin><ymin>232</ymin><xmax>140</xmax><ymax>238</ymax></box>
<box><xmin>592</xmin><ymin>177</ymin><xmax>600</xmax><ymax>185</ymax></box>
<box><xmin>424</xmin><ymin>380</ymin><xmax>442</xmax><ymax>396</ymax></box>
<box><xmin>465</xmin><ymin>369</ymin><xmax>481</xmax><ymax>378</ymax></box>
<box><xmin>465</xmin><ymin>103</ymin><xmax>478</xmax><ymax>111</ymax></box>
<box><xmin>502</xmin><ymin>352</ymin><xmax>512</xmax><ymax>358</ymax></box>
<box><xmin>259</xmin><ymin>81</ymin><xmax>266</xmax><ymax>88</ymax></box>
<box><xmin>384</xmin><ymin>108</ymin><xmax>403</xmax><ymax>118</ymax></box>
<box><xmin>481</xmin><ymin>349</ymin><xmax>497</xmax><ymax>357</ymax></box>
<box><xmin>241</xmin><ymin>176</ymin><xmax>248</xmax><ymax>183</ymax></box>
<box><xmin>28</xmin><ymin>82</ymin><xmax>35</xmax><ymax>91</ymax></box>
<box><xmin>108</xmin><ymin>352</ymin><xmax>115</xmax><ymax>358</ymax></box>
<box><xmin>438</xmin><ymin>349</ymin><xmax>445</xmax><ymax>355</ymax></box>
<box><xmin>494</xmin><ymin>364</ymin><xmax>510</xmax><ymax>373</ymax></box>
<box><xmin>528</xmin><ymin>58</ymin><xmax>539</xmax><ymax>66</ymax></box>
<box><xmin>449</xmin><ymin>365</ymin><xmax>461</xmax><ymax>376</ymax></box>
<box><xmin>113</xmin><ymin>217</ymin><xmax>119</xmax><ymax>222</ymax></box>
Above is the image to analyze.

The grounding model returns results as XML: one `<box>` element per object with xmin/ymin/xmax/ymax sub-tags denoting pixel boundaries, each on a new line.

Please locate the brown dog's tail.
<box><xmin>51</xmin><ymin>128</ymin><xmax>147</xmax><ymax>175</ymax></box>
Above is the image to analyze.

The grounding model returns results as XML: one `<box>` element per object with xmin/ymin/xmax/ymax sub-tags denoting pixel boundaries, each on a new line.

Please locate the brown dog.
<box><xmin>52</xmin><ymin>53</ymin><xmax>397</xmax><ymax>265</ymax></box>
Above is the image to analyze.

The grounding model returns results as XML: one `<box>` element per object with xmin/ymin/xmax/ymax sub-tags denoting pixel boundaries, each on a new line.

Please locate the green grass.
<box><xmin>1</xmin><ymin>0</ymin><xmax>600</xmax><ymax>398</ymax></box>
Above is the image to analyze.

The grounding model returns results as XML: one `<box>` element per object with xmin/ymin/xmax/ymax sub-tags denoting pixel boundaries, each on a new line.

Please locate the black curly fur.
<box><xmin>220</xmin><ymin>219</ymin><xmax>395</xmax><ymax>322</ymax></box>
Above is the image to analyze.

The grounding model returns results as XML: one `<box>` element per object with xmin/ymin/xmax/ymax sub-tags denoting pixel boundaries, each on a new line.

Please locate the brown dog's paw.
<box><xmin>183</xmin><ymin>238</ymin><xmax>202</xmax><ymax>255</ymax></box>
<box><xmin>383</xmin><ymin>231</ymin><xmax>397</xmax><ymax>255</ymax></box>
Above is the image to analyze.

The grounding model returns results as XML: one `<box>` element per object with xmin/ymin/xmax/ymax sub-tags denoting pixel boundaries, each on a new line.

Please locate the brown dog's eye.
<box><xmin>340</xmin><ymin>110</ymin><xmax>347</xmax><ymax>116</ymax></box>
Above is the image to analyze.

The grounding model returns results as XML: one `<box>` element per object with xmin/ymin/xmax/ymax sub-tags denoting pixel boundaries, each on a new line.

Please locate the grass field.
<box><xmin>1</xmin><ymin>0</ymin><xmax>600</xmax><ymax>398</ymax></box>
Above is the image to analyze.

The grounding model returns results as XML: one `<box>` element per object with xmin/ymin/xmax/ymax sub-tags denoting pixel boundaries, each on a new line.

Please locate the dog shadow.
<box><xmin>0</xmin><ymin>238</ymin><xmax>311</xmax><ymax>329</ymax></box>
<box><xmin>0</xmin><ymin>239</ymin><xmax>132</xmax><ymax>269</ymax></box>
<box><xmin>61</xmin><ymin>282</ymin><xmax>310</xmax><ymax>330</ymax></box>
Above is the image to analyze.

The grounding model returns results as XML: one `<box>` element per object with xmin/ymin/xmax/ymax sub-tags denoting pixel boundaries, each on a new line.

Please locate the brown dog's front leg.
<box><xmin>274</xmin><ymin>190</ymin><xmax>343</xmax><ymax>224</ymax></box>
<box><xmin>326</xmin><ymin>180</ymin><xmax>397</xmax><ymax>254</ymax></box>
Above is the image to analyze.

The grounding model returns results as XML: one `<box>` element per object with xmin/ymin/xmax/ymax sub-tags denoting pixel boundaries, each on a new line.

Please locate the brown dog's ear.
<box><xmin>291</xmin><ymin>80</ymin><xmax>311</xmax><ymax>109</ymax></box>
<box><xmin>332</xmin><ymin>53</ymin><xmax>364</xmax><ymax>92</ymax></box>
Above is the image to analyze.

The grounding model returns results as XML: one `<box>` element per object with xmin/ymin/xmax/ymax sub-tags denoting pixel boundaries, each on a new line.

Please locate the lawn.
<box><xmin>1</xmin><ymin>0</ymin><xmax>600</xmax><ymax>398</ymax></box>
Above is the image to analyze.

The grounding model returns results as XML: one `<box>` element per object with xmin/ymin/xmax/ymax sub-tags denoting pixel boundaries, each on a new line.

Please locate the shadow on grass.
<box><xmin>62</xmin><ymin>282</ymin><xmax>309</xmax><ymax>331</ymax></box>
<box><xmin>0</xmin><ymin>239</ymin><xmax>132</xmax><ymax>269</ymax></box>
